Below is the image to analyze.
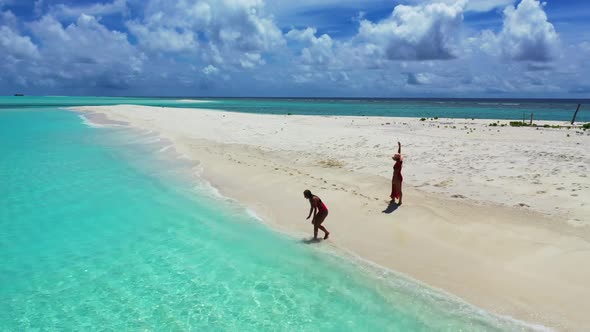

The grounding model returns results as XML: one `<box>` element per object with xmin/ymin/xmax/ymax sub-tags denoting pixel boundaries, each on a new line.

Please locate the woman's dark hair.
<box><xmin>303</xmin><ymin>189</ymin><xmax>312</xmax><ymax>199</ymax></box>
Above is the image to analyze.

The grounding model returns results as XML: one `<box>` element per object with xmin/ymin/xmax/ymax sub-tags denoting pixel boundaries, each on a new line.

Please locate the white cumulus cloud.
<box><xmin>202</xmin><ymin>64</ymin><xmax>219</xmax><ymax>75</ymax></box>
<box><xmin>481</xmin><ymin>0</ymin><xmax>559</xmax><ymax>62</ymax></box>
<box><xmin>405</xmin><ymin>72</ymin><xmax>431</xmax><ymax>85</ymax></box>
<box><xmin>464</xmin><ymin>0</ymin><xmax>515</xmax><ymax>12</ymax></box>
<box><xmin>410</xmin><ymin>0</ymin><xmax>515</xmax><ymax>12</ymax></box>
<box><xmin>287</xmin><ymin>27</ymin><xmax>335</xmax><ymax>66</ymax></box>
<box><xmin>0</xmin><ymin>25</ymin><xmax>39</xmax><ymax>60</ymax></box>
<box><xmin>0</xmin><ymin>0</ymin><xmax>586</xmax><ymax>97</ymax></box>
<box><xmin>49</xmin><ymin>0</ymin><xmax>128</xmax><ymax>19</ymax></box>
<box><xmin>357</xmin><ymin>1</ymin><xmax>465</xmax><ymax>61</ymax></box>
<box><xmin>240</xmin><ymin>52</ymin><xmax>264</xmax><ymax>68</ymax></box>
<box><xmin>127</xmin><ymin>0</ymin><xmax>284</xmax><ymax>69</ymax></box>
<box><xmin>27</xmin><ymin>14</ymin><xmax>143</xmax><ymax>88</ymax></box>
<box><xmin>127</xmin><ymin>20</ymin><xmax>197</xmax><ymax>52</ymax></box>
<box><xmin>0</xmin><ymin>9</ymin><xmax>17</xmax><ymax>29</ymax></box>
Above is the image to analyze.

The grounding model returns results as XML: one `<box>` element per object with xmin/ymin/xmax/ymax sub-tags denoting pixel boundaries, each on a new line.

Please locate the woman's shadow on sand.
<box><xmin>382</xmin><ymin>201</ymin><xmax>399</xmax><ymax>214</ymax></box>
<box><xmin>301</xmin><ymin>238</ymin><xmax>323</xmax><ymax>244</ymax></box>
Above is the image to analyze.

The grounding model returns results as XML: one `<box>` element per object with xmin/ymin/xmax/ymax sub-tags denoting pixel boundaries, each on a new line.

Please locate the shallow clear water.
<box><xmin>0</xmin><ymin>108</ymin><xmax>540</xmax><ymax>331</ymax></box>
<box><xmin>0</xmin><ymin>95</ymin><xmax>588</xmax><ymax>121</ymax></box>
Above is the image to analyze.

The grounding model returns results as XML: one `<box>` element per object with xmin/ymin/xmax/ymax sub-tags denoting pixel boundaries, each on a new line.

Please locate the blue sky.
<box><xmin>1</xmin><ymin>0</ymin><xmax>589</xmax><ymax>97</ymax></box>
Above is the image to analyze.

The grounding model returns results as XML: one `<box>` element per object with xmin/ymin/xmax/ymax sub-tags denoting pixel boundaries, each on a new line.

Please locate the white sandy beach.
<box><xmin>75</xmin><ymin>105</ymin><xmax>590</xmax><ymax>331</ymax></box>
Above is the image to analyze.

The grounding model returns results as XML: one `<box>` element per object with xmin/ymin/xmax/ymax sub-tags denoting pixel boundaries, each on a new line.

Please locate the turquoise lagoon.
<box><xmin>0</xmin><ymin>95</ymin><xmax>588</xmax><ymax>121</ymax></box>
<box><xmin>0</xmin><ymin>105</ymin><xmax>544</xmax><ymax>331</ymax></box>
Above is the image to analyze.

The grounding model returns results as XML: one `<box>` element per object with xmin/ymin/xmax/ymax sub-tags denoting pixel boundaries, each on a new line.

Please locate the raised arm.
<box><xmin>397</xmin><ymin>141</ymin><xmax>401</xmax><ymax>154</ymax></box>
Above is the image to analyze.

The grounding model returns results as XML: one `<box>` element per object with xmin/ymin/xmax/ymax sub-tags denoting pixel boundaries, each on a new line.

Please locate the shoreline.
<box><xmin>73</xmin><ymin>105</ymin><xmax>590</xmax><ymax>331</ymax></box>
<box><xmin>73</xmin><ymin>105</ymin><xmax>590</xmax><ymax>223</ymax></box>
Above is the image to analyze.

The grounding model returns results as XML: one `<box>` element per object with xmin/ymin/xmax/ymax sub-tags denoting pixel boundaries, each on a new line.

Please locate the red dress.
<box><xmin>390</xmin><ymin>161</ymin><xmax>403</xmax><ymax>199</ymax></box>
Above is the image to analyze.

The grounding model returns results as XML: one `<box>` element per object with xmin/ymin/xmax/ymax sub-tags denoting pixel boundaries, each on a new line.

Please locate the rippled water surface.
<box><xmin>0</xmin><ymin>95</ymin><xmax>588</xmax><ymax>121</ymax></box>
<box><xmin>0</xmin><ymin>108</ymin><xmax>540</xmax><ymax>331</ymax></box>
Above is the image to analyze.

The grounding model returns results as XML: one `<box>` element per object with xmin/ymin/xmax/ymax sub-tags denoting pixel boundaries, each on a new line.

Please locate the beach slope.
<box><xmin>74</xmin><ymin>105</ymin><xmax>590</xmax><ymax>331</ymax></box>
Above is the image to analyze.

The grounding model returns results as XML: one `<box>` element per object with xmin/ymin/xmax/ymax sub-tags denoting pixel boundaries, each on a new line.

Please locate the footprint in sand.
<box><xmin>435</xmin><ymin>180</ymin><xmax>453</xmax><ymax>188</ymax></box>
<box><xmin>451</xmin><ymin>194</ymin><xmax>466</xmax><ymax>199</ymax></box>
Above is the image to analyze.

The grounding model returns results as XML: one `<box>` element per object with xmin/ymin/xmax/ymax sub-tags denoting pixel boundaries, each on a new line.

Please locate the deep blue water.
<box><xmin>0</xmin><ymin>96</ymin><xmax>588</xmax><ymax>121</ymax></box>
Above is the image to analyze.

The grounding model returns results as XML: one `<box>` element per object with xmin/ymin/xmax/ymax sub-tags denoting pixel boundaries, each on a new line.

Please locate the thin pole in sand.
<box><xmin>571</xmin><ymin>104</ymin><xmax>582</xmax><ymax>125</ymax></box>
<box><xmin>530</xmin><ymin>113</ymin><xmax>534</xmax><ymax>125</ymax></box>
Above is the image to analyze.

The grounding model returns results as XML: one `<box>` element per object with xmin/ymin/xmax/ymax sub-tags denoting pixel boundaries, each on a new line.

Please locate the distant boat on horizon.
<box><xmin>14</xmin><ymin>93</ymin><xmax>24</xmax><ymax>96</ymax></box>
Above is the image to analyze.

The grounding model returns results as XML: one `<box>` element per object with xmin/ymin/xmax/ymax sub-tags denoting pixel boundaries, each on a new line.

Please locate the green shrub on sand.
<box><xmin>509</xmin><ymin>121</ymin><xmax>530</xmax><ymax>127</ymax></box>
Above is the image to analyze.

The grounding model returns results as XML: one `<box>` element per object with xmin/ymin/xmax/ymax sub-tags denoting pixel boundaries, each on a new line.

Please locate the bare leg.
<box><xmin>392</xmin><ymin>179</ymin><xmax>403</xmax><ymax>205</ymax></box>
<box><xmin>314</xmin><ymin>211</ymin><xmax>329</xmax><ymax>240</ymax></box>
<box><xmin>318</xmin><ymin>225</ymin><xmax>329</xmax><ymax>239</ymax></box>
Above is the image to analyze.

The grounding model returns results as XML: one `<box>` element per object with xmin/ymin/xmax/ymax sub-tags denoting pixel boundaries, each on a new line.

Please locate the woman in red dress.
<box><xmin>304</xmin><ymin>189</ymin><xmax>330</xmax><ymax>240</ymax></box>
<box><xmin>390</xmin><ymin>142</ymin><xmax>403</xmax><ymax>205</ymax></box>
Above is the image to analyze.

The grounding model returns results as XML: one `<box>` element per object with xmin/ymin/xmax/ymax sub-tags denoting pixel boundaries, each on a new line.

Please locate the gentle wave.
<box><xmin>314</xmin><ymin>237</ymin><xmax>553</xmax><ymax>332</ymax></box>
<box><xmin>176</xmin><ymin>99</ymin><xmax>214</xmax><ymax>103</ymax></box>
<box><xmin>78</xmin><ymin>114</ymin><xmax>104</xmax><ymax>128</ymax></box>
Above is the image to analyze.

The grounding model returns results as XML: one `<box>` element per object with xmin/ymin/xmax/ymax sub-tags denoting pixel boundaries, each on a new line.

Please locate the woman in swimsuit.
<box><xmin>304</xmin><ymin>189</ymin><xmax>330</xmax><ymax>240</ymax></box>
<box><xmin>390</xmin><ymin>141</ymin><xmax>403</xmax><ymax>205</ymax></box>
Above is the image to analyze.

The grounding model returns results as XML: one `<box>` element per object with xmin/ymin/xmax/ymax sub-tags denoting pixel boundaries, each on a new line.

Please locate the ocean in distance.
<box><xmin>0</xmin><ymin>95</ymin><xmax>588</xmax><ymax>121</ymax></box>
<box><xmin>0</xmin><ymin>100</ymin><xmax>553</xmax><ymax>331</ymax></box>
